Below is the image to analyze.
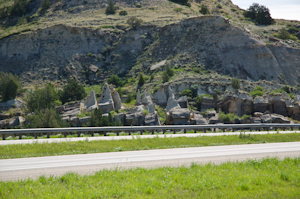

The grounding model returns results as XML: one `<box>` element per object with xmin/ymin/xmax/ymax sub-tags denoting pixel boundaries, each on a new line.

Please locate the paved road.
<box><xmin>1</xmin><ymin>130</ymin><xmax>299</xmax><ymax>145</ymax></box>
<box><xmin>1</xmin><ymin>142</ymin><xmax>299</xmax><ymax>181</ymax></box>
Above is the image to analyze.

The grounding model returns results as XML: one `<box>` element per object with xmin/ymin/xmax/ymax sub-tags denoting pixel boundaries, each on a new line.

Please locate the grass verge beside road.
<box><xmin>1</xmin><ymin>157</ymin><xmax>300</xmax><ymax>198</ymax></box>
<box><xmin>0</xmin><ymin>133</ymin><xmax>299</xmax><ymax>159</ymax></box>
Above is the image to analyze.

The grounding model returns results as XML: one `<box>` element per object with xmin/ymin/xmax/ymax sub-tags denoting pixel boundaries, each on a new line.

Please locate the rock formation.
<box><xmin>135</xmin><ymin>89</ymin><xmax>142</xmax><ymax>106</ymax></box>
<box><xmin>98</xmin><ymin>83</ymin><xmax>114</xmax><ymax>113</ymax></box>
<box><xmin>111</xmin><ymin>88</ymin><xmax>122</xmax><ymax>110</ymax></box>
<box><xmin>83</xmin><ymin>90</ymin><xmax>98</xmax><ymax>111</ymax></box>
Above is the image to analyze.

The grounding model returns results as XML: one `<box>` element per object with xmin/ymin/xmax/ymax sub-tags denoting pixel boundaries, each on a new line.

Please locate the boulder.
<box><xmin>153</xmin><ymin>87</ymin><xmax>167</xmax><ymax>105</ymax></box>
<box><xmin>208</xmin><ymin>115</ymin><xmax>222</xmax><ymax>124</ymax></box>
<box><xmin>270</xmin><ymin>114</ymin><xmax>290</xmax><ymax>123</ymax></box>
<box><xmin>177</xmin><ymin>96</ymin><xmax>189</xmax><ymax>108</ymax></box>
<box><xmin>254</xmin><ymin>97</ymin><xmax>269</xmax><ymax>114</ymax></box>
<box><xmin>254</xmin><ymin>112</ymin><xmax>263</xmax><ymax>117</ymax></box>
<box><xmin>269</xmin><ymin>95</ymin><xmax>287</xmax><ymax>116</ymax></box>
<box><xmin>200</xmin><ymin>96</ymin><xmax>214</xmax><ymax>112</ymax></box>
<box><xmin>98</xmin><ymin>83</ymin><xmax>114</xmax><ymax>113</ymax></box>
<box><xmin>111</xmin><ymin>88</ymin><xmax>122</xmax><ymax>110</ymax></box>
<box><xmin>0</xmin><ymin>119</ymin><xmax>7</xmax><ymax>128</ymax></box>
<box><xmin>168</xmin><ymin>86</ymin><xmax>175</xmax><ymax>99</ymax></box>
<box><xmin>56</xmin><ymin>105</ymin><xmax>65</xmax><ymax>113</ymax></box>
<box><xmin>125</xmin><ymin>111</ymin><xmax>145</xmax><ymax>126</ymax></box>
<box><xmin>291</xmin><ymin>103</ymin><xmax>300</xmax><ymax>121</ymax></box>
<box><xmin>8</xmin><ymin>116</ymin><xmax>25</xmax><ymax>128</ymax></box>
<box><xmin>0</xmin><ymin>113</ymin><xmax>10</xmax><ymax>120</ymax></box>
<box><xmin>221</xmin><ymin>92</ymin><xmax>253</xmax><ymax>117</ymax></box>
<box><xmin>166</xmin><ymin>97</ymin><xmax>180</xmax><ymax>111</ymax></box>
<box><xmin>260</xmin><ymin>114</ymin><xmax>271</xmax><ymax>123</ymax></box>
<box><xmin>83</xmin><ymin>90</ymin><xmax>98</xmax><ymax>111</ymax></box>
<box><xmin>144</xmin><ymin>113</ymin><xmax>161</xmax><ymax>126</ymax></box>
<box><xmin>135</xmin><ymin>89</ymin><xmax>142</xmax><ymax>106</ymax></box>
<box><xmin>286</xmin><ymin>99</ymin><xmax>294</xmax><ymax>117</ymax></box>
<box><xmin>141</xmin><ymin>91</ymin><xmax>153</xmax><ymax>106</ymax></box>
<box><xmin>0</xmin><ymin>99</ymin><xmax>24</xmax><ymax>110</ymax></box>
<box><xmin>206</xmin><ymin>110</ymin><xmax>217</xmax><ymax>118</ymax></box>
<box><xmin>147</xmin><ymin>103</ymin><xmax>155</xmax><ymax>114</ymax></box>
<box><xmin>69</xmin><ymin>116</ymin><xmax>80</xmax><ymax>127</ymax></box>
<box><xmin>252</xmin><ymin>117</ymin><xmax>262</xmax><ymax>124</ymax></box>
<box><xmin>190</xmin><ymin>114</ymin><xmax>208</xmax><ymax>125</ymax></box>
<box><xmin>166</xmin><ymin>108</ymin><xmax>192</xmax><ymax>125</ymax></box>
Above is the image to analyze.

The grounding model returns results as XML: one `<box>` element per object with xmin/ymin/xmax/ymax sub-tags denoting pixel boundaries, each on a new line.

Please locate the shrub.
<box><xmin>250</xmin><ymin>86</ymin><xmax>264</xmax><ymax>98</ymax></box>
<box><xmin>166</xmin><ymin>65</ymin><xmax>175</xmax><ymax>77</ymax></box>
<box><xmin>199</xmin><ymin>5</ymin><xmax>210</xmax><ymax>15</ymax></box>
<box><xmin>125</xmin><ymin>92</ymin><xmax>137</xmax><ymax>103</ymax></box>
<box><xmin>127</xmin><ymin>16</ymin><xmax>143</xmax><ymax>30</ymax></box>
<box><xmin>41</xmin><ymin>0</ymin><xmax>50</xmax><ymax>10</ymax></box>
<box><xmin>169</xmin><ymin>0</ymin><xmax>189</xmax><ymax>6</ymax></box>
<box><xmin>0</xmin><ymin>72</ymin><xmax>19</xmax><ymax>102</ymax></box>
<box><xmin>241</xmin><ymin>114</ymin><xmax>252</xmax><ymax>120</ymax></box>
<box><xmin>60</xmin><ymin>79</ymin><xmax>86</xmax><ymax>104</ymax></box>
<box><xmin>181</xmin><ymin>89</ymin><xmax>193</xmax><ymax>98</ymax></box>
<box><xmin>105</xmin><ymin>0</ymin><xmax>116</xmax><ymax>15</ymax></box>
<box><xmin>25</xmin><ymin>108</ymin><xmax>67</xmax><ymax>128</ymax></box>
<box><xmin>26</xmin><ymin>83</ymin><xmax>60</xmax><ymax>113</ymax></box>
<box><xmin>231</xmin><ymin>77</ymin><xmax>240</xmax><ymax>90</ymax></box>
<box><xmin>138</xmin><ymin>73</ymin><xmax>145</xmax><ymax>87</ymax></box>
<box><xmin>107</xmin><ymin>75</ymin><xmax>122</xmax><ymax>87</ymax></box>
<box><xmin>142</xmin><ymin>110</ymin><xmax>149</xmax><ymax>115</ymax></box>
<box><xmin>136</xmin><ymin>4</ymin><xmax>141</xmax><ymax>8</ymax></box>
<box><xmin>243</xmin><ymin>3</ymin><xmax>273</xmax><ymax>25</ymax></box>
<box><xmin>274</xmin><ymin>28</ymin><xmax>290</xmax><ymax>40</ymax></box>
<box><xmin>219</xmin><ymin>111</ymin><xmax>238</xmax><ymax>122</ymax></box>
<box><xmin>119</xmin><ymin>10</ymin><xmax>127</xmax><ymax>16</ymax></box>
<box><xmin>10</xmin><ymin>0</ymin><xmax>28</xmax><ymax>17</ymax></box>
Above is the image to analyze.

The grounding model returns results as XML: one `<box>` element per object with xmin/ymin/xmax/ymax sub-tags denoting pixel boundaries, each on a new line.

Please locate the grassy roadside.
<box><xmin>1</xmin><ymin>157</ymin><xmax>300</xmax><ymax>198</ymax></box>
<box><xmin>1</xmin><ymin>133</ymin><xmax>299</xmax><ymax>159</ymax></box>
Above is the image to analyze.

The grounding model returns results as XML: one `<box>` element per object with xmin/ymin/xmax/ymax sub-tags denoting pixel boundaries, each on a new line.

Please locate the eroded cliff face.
<box><xmin>0</xmin><ymin>16</ymin><xmax>299</xmax><ymax>85</ymax></box>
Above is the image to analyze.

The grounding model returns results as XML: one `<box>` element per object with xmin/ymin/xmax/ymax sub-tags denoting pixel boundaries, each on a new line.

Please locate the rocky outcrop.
<box><xmin>0</xmin><ymin>99</ymin><xmax>23</xmax><ymax>111</ymax></box>
<box><xmin>254</xmin><ymin>96</ymin><xmax>270</xmax><ymax>113</ymax></box>
<box><xmin>111</xmin><ymin>88</ymin><xmax>122</xmax><ymax>110</ymax></box>
<box><xmin>270</xmin><ymin>114</ymin><xmax>290</xmax><ymax>123</ymax></box>
<box><xmin>141</xmin><ymin>91</ymin><xmax>153</xmax><ymax>106</ymax></box>
<box><xmin>83</xmin><ymin>90</ymin><xmax>98</xmax><ymax>111</ymax></box>
<box><xmin>190</xmin><ymin>113</ymin><xmax>208</xmax><ymax>125</ymax></box>
<box><xmin>145</xmin><ymin>113</ymin><xmax>161</xmax><ymax>126</ymax></box>
<box><xmin>200</xmin><ymin>96</ymin><xmax>214</xmax><ymax>112</ymax></box>
<box><xmin>177</xmin><ymin>96</ymin><xmax>189</xmax><ymax>109</ymax></box>
<box><xmin>269</xmin><ymin>95</ymin><xmax>287</xmax><ymax>116</ymax></box>
<box><xmin>153</xmin><ymin>87</ymin><xmax>167</xmax><ymax>105</ymax></box>
<box><xmin>135</xmin><ymin>89</ymin><xmax>142</xmax><ymax>106</ymax></box>
<box><xmin>220</xmin><ymin>92</ymin><xmax>253</xmax><ymax>117</ymax></box>
<box><xmin>166</xmin><ymin>108</ymin><xmax>192</xmax><ymax>125</ymax></box>
<box><xmin>98</xmin><ymin>83</ymin><xmax>114</xmax><ymax>113</ymax></box>
<box><xmin>125</xmin><ymin>112</ymin><xmax>145</xmax><ymax>126</ymax></box>
<box><xmin>166</xmin><ymin>97</ymin><xmax>180</xmax><ymax>112</ymax></box>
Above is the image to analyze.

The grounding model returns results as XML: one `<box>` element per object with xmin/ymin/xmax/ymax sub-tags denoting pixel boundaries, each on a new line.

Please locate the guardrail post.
<box><xmin>291</xmin><ymin>127</ymin><xmax>294</xmax><ymax>131</ymax></box>
<box><xmin>214</xmin><ymin>128</ymin><xmax>216</xmax><ymax>133</ymax></box>
<box><xmin>223</xmin><ymin>128</ymin><xmax>225</xmax><ymax>132</ymax></box>
<box><xmin>140</xmin><ymin>130</ymin><xmax>143</xmax><ymax>135</ymax></box>
<box><xmin>64</xmin><ymin>132</ymin><xmax>67</xmax><ymax>138</ymax></box>
<box><xmin>128</xmin><ymin>131</ymin><xmax>131</xmax><ymax>135</ymax></box>
<box><xmin>91</xmin><ymin>132</ymin><xmax>94</xmax><ymax>137</ymax></box>
<box><xmin>77</xmin><ymin>132</ymin><xmax>80</xmax><ymax>137</ymax></box>
<box><xmin>47</xmin><ymin>132</ymin><xmax>50</xmax><ymax>138</ymax></box>
<box><xmin>104</xmin><ymin>131</ymin><xmax>107</xmax><ymax>136</ymax></box>
<box><xmin>283</xmin><ymin>127</ymin><xmax>286</xmax><ymax>131</ymax></box>
<box><xmin>204</xmin><ymin>129</ymin><xmax>206</xmax><ymax>133</ymax></box>
<box><xmin>34</xmin><ymin>133</ymin><xmax>37</xmax><ymax>139</ymax></box>
<box><xmin>232</xmin><ymin>128</ymin><xmax>235</xmax><ymax>132</ymax></box>
<box><xmin>163</xmin><ymin>130</ymin><xmax>166</xmax><ymax>134</ymax></box>
<box><xmin>194</xmin><ymin>129</ymin><xmax>196</xmax><ymax>133</ymax></box>
<box><xmin>250</xmin><ymin>128</ymin><xmax>252</xmax><ymax>132</ymax></box>
<box><xmin>19</xmin><ymin>134</ymin><xmax>22</xmax><ymax>139</ymax></box>
<box><xmin>275</xmin><ymin>127</ymin><xmax>278</xmax><ymax>131</ymax></box>
<box><xmin>2</xmin><ymin>134</ymin><xmax>5</xmax><ymax>140</ymax></box>
<box><xmin>184</xmin><ymin>129</ymin><xmax>186</xmax><ymax>134</ymax></box>
<box><xmin>173</xmin><ymin>129</ymin><xmax>176</xmax><ymax>134</ymax></box>
<box><xmin>116</xmin><ymin>131</ymin><xmax>119</xmax><ymax>136</ymax></box>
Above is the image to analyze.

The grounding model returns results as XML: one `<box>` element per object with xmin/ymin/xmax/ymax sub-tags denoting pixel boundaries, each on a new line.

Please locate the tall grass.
<box><xmin>0</xmin><ymin>133</ymin><xmax>299</xmax><ymax>159</ymax></box>
<box><xmin>1</xmin><ymin>157</ymin><xmax>299</xmax><ymax>198</ymax></box>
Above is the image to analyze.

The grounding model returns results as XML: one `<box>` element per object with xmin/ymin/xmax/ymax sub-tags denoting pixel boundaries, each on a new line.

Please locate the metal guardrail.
<box><xmin>0</xmin><ymin>124</ymin><xmax>300</xmax><ymax>140</ymax></box>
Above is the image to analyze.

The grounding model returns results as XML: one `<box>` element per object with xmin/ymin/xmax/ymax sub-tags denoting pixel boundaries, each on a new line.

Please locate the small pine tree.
<box><xmin>231</xmin><ymin>77</ymin><xmax>241</xmax><ymax>90</ymax></box>
<box><xmin>108</xmin><ymin>112</ymin><xmax>114</xmax><ymax>126</ymax></box>
<box><xmin>138</xmin><ymin>73</ymin><xmax>145</xmax><ymax>87</ymax></box>
<box><xmin>105</xmin><ymin>0</ymin><xmax>116</xmax><ymax>15</ymax></box>
<box><xmin>166</xmin><ymin>65</ymin><xmax>174</xmax><ymax>77</ymax></box>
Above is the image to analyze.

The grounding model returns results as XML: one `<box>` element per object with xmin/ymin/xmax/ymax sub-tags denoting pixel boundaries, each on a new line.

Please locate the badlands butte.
<box><xmin>0</xmin><ymin>0</ymin><xmax>300</xmax><ymax>128</ymax></box>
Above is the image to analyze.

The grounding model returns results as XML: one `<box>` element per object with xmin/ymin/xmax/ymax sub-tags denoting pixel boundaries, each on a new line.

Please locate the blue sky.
<box><xmin>231</xmin><ymin>0</ymin><xmax>300</xmax><ymax>21</ymax></box>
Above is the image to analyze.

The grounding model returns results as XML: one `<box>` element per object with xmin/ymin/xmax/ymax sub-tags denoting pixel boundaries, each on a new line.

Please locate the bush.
<box><xmin>105</xmin><ymin>0</ymin><xmax>116</xmax><ymax>15</ymax></box>
<box><xmin>0</xmin><ymin>72</ymin><xmax>19</xmax><ymax>102</ymax></box>
<box><xmin>125</xmin><ymin>92</ymin><xmax>137</xmax><ymax>103</ymax></box>
<box><xmin>181</xmin><ymin>89</ymin><xmax>193</xmax><ymax>98</ymax></box>
<box><xmin>199</xmin><ymin>5</ymin><xmax>210</xmax><ymax>15</ymax></box>
<box><xmin>250</xmin><ymin>86</ymin><xmax>264</xmax><ymax>98</ymax></box>
<box><xmin>243</xmin><ymin>3</ymin><xmax>273</xmax><ymax>25</ymax></box>
<box><xmin>219</xmin><ymin>111</ymin><xmax>238</xmax><ymax>122</ymax></box>
<box><xmin>138</xmin><ymin>74</ymin><xmax>145</xmax><ymax>87</ymax></box>
<box><xmin>60</xmin><ymin>79</ymin><xmax>87</xmax><ymax>104</ymax></box>
<box><xmin>10</xmin><ymin>0</ymin><xmax>28</xmax><ymax>17</ymax></box>
<box><xmin>127</xmin><ymin>16</ymin><xmax>143</xmax><ymax>30</ymax></box>
<box><xmin>136</xmin><ymin>4</ymin><xmax>141</xmax><ymax>8</ymax></box>
<box><xmin>169</xmin><ymin>0</ymin><xmax>189</xmax><ymax>6</ymax></box>
<box><xmin>42</xmin><ymin>0</ymin><xmax>50</xmax><ymax>10</ymax></box>
<box><xmin>231</xmin><ymin>77</ymin><xmax>240</xmax><ymax>90</ymax></box>
<box><xmin>274</xmin><ymin>28</ymin><xmax>290</xmax><ymax>40</ymax></box>
<box><xmin>26</xmin><ymin>83</ymin><xmax>60</xmax><ymax>113</ymax></box>
<box><xmin>241</xmin><ymin>114</ymin><xmax>252</xmax><ymax>120</ymax></box>
<box><xmin>25</xmin><ymin>108</ymin><xmax>67</xmax><ymax>128</ymax></box>
<box><xmin>107</xmin><ymin>75</ymin><xmax>122</xmax><ymax>87</ymax></box>
<box><xmin>119</xmin><ymin>10</ymin><xmax>127</xmax><ymax>16</ymax></box>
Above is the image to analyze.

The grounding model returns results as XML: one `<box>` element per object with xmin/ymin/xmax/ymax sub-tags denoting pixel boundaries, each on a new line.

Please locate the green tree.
<box><xmin>138</xmin><ymin>73</ymin><xmax>145</xmax><ymax>87</ymax></box>
<box><xmin>162</xmin><ymin>65</ymin><xmax>174</xmax><ymax>83</ymax></box>
<box><xmin>25</xmin><ymin>108</ymin><xmax>67</xmax><ymax>128</ymax></box>
<box><xmin>89</xmin><ymin>108</ymin><xmax>103</xmax><ymax>127</ymax></box>
<box><xmin>10</xmin><ymin>0</ymin><xmax>27</xmax><ymax>17</ymax></box>
<box><xmin>108</xmin><ymin>112</ymin><xmax>114</xmax><ymax>126</ymax></box>
<box><xmin>0</xmin><ymin>72</ymin><xmax>19</xmax><ymax>102</ymax></box>
<box><xmin>107</xmin><ymin>75</ymin><xmax>122</xmax><ymax>87</ymax></box>
<box><xmin>42</xmin><ymin>0</ymin><xmax>50</xmax><ymax>10</ymax></box>
<box><xmin>243</xmin><ymin>3</ymin><xmax>273</xmax><ymax>25</ymax></box>
<box><xmin>166</xmin><ymin>65</ymin><xmax>174</xmax><ymax>77</ymax></box>
<box><xmin>181</xmin><ymin>89</ymin><xmax>193</xmax><ymax>98</ymax></box>
<box><xmin>127</xmin><ymin>16</ymin><xmax>143</xmax><ymax>30</ymax></box>
<box><xmin>26</xmin><ymin>83</ymin><xmax>60</xmax><ymax>113</ymax></box>
<box><xmin>199</xmin><ymin>5</ymin><xmax>210</xmax><ymax>15</ymax></box>
<box><xmin>231</xmin><ymin>77</ymin><xmax>240</xmax><ymax>90</ymax></box>
<box><xmin>105</xmin><ymin>0</ymin><xmax>116</xmax><ymax>14</ymax></box>
<box><xmin>60</xmin><ymin>79</ymin><xmax>87</xmax><ymax>104</ymax></box>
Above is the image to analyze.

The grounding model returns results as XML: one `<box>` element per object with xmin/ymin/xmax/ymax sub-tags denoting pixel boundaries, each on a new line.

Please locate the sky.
<box><xmin>231</xmin><ymin>0</ymin><xmax>300</xmax><ymax>21</ymax></box>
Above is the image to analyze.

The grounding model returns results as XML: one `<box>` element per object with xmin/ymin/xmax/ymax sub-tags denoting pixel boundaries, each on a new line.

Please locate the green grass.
<box><xmin>1</xmin><ymin>157</ymin><xmax>300</xmax><ymax>198</ymax></box>
<box><xmin>0</xmin><ymin>133</ymin><xmax>300</xmax><ymax>159</ymax></box>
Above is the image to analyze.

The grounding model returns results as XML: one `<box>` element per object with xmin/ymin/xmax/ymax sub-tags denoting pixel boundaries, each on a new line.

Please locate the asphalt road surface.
<box><xmin>0</xmin><ymin>130</ymin><xmax>299</xmax><ymax>145</ymax></box>
<box><xmin>1</xmin><ymin>142</ymin><xmax>299</xmax><ymax>181</ymax></box>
